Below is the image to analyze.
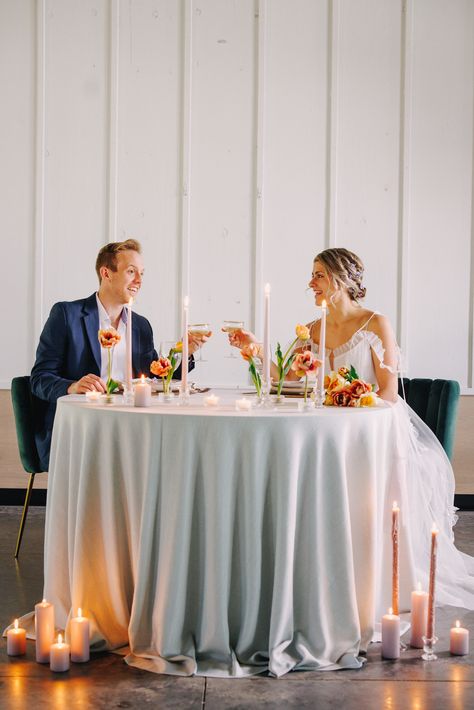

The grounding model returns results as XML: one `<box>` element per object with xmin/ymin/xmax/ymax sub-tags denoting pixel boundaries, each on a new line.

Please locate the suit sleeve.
<box><xmin>30</xmin><ymin>303</ymin><xmax>75</xmax><ymax>402</ymax></box>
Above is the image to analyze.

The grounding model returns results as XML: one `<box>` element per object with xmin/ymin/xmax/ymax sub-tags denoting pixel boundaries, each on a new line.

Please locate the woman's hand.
<box><xmin>223</xmin><ymin>328</ymin><xmax>259</xmax><ymax>352</ymax></box>
<box><xmin>188</xmin><ymin>331</ymin><xmax>212</xmax><ymax>355</ymax></box>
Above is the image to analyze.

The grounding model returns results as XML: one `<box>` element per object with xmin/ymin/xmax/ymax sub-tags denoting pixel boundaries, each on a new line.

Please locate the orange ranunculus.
<box><xmin>98</xmin><ymin>327</ymin><xmax>121</xmax><ymax>348</ymax></box>
<box><xmin>338</xmin><ymin>366</ymin><xmax>350</xmax><ymax>377</ymax></box>
<box><xmin>240</xmin><ymin>343</ymin><xmax>261</xmax><ymax>362</ymax></box>
<box><xmin>331</xmin><ymin>389</ymin><xmax>353</xmax><ymax>407</ymax></box>
<box><xmin>295</xmin><ymin>324</ymin><xmax>310</xmax><ymax>341</ymax></box>
<box><xmin>349</xmin><ymin>379</ymin><xmax>372</xmax><ymax>398</ymax></box>
<box><xmin>291</xmin><ymin>351</ymin><xmax>321</xmax><ymax>378</ymax></box>
<box><xmin>150</xmin><ymin>357</ymin><xmax>172</xmax><ymax>378</ymax></box>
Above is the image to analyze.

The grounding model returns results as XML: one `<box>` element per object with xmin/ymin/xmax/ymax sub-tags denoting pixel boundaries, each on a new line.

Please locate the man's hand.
<box><xmin>67</xmin><ymin>374</ymin><xmax>106</xmax><ymax>395</ymax></box>
<box><xmin>223</xmin><ymin>328</ymin><xmax>258</xmax><ymax>351</ymax></box>
<box><xmin>188</xmin><ymin>331</ymin><xmax>213</xmax><ymax>355</ymax></box>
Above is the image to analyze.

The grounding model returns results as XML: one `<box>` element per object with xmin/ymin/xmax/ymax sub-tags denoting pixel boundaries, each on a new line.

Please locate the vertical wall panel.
<box><xmin>335</xmin><ymin>0</ymin><xmax>401</xmax><ymax>326</ymax></box>
<box><xmin>263</xmin><ymin>0</ymin><xmax>329</xmax><ymax>347</ymax></box>
<box><xmin>116</xmin><ymin>0</ymin><xmax>182</xmax><ymax>342</ymax></box>
<box><xmin>407</xmin><ymin>0</ymin><xmax>474</xmax><ymax>381</ymax></box>
<box><xmin>42</xmin><ymin>0</ymin><xmax>109</xmax><ymax>310</ymax></box>
<box><xmin>0</xmin><ymin>1</ymin><xmax>36</xmax><ymax>385</ymax></box>
<box><xmin>187</xmin><ymin>0</ymin><xmax>256</xmax><ymax>385</ymax></box>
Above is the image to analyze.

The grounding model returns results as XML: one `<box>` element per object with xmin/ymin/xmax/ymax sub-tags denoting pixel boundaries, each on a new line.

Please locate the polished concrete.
<box><xmin>0</xmin><ymin>507</ymin><xmax>473</xmax><ymax>709</ymax></box>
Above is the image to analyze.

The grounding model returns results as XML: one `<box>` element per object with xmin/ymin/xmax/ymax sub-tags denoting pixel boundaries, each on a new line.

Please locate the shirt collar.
<box><xmin>96</xmin><ymin>293</ymin><xmax>127</xmax><ymax>325</ymax></box>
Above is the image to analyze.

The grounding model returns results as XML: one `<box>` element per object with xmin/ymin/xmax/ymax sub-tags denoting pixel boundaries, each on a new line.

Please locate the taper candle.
<box><xmin>125</xmin><ymin>297</ymin><xmax>133</xmax><ymax>392</ymax></box>
<box><xmin>392</xmin><ymin>501</ymin><xmax>400</xmax><ymax>616</ymax></box>
<box><xmin>181</xmin><ymin>296</ymin><xmax>189</xmax><ymax>395</ymax></box>
<box><xmin>318</xmin><ymin>300</ymin><xmax>327</xmax><ymax>400</ymax></box>
<box><xmin>263</xmin><ymin>284</ymin><xmax>271</xmax><ymax>391</ymax></box>
<box><xmin>426</xmin><ymin>525</ymin><xmax>438</xmax><ymax>640</ymax></box>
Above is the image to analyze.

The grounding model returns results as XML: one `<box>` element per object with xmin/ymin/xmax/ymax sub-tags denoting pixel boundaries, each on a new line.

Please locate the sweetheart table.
<box><xmin>42</xmin><ymin>391</ymin><xmax>414</xmax><ymax>676</ymax></box>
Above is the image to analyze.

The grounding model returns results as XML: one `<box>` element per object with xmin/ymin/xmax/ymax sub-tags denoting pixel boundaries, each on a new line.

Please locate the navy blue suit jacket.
<box><xmin>30</xmin><ymin>293</ymin><xmax>193</xmax><ymax>470</ymax></box>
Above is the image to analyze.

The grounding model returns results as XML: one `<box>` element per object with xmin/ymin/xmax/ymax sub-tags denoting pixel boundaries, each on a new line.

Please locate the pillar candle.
<box><xmin>381</xmin><ymin>607</ymin><xmax>400</xmax><ymax>659</ymax></box>
<box><xmin>426</xmin><ymin>525</ymin><xmax>438</xmax><ymax>640</ymax></box>
<box><xmin>50</xmin><ymin>634</ymin><xmax>70</xmax><ymax>673</ymax></box>
<box><xmin>318</xmin><ymin>300</ymin><xmax>327</xmax><ymax>400</ymax></box>
<box><xmin>70</xmin><ymin>608</ymin><xmax>90</xmax><ymax>663</ymax></box>
<box><xmin>392</xmin><ymin>501</ymin><xmax>400</xmax><ymax>616</ymax></box>
<box><xmin>410</xmin><ymin>582</ymin><xmax>428</xmax><ymax>648</ymax></box>
<box><xmin>450</xmin><ymin>621</ymin><xmax>469</xmax><ymax>656</ymax></box>
<box><xmin>204</xmin><ymin>394</ymin><xmax>220</xmax><ymax>407</ymax></box>
<box><xmin>7</xmin><ymin>619</ymin><xmax>26</xmax><ymax>656</ymax></box>
<box><xmin>125</xmin><ymin>297</ymin><xmax>133</xmax><ymax>391</ymax></box>
<box><xmin>263</xmin><ymin>284</ymin><xmax>271</xmax><ymax>390</ymax></box>
<box><xmin>134</xmin><ymin>375</ymin><xmax>151</xmax><ymax>407</ymax></box>
<box><xmin>35</xmin><ymin>598</ymin><xmax>55</xmax><ymax>663</ymax></box>
<box><xmin>181</xmin><ymin>296</ymin><xmax>189</xmax><ymax>394</ymax></box>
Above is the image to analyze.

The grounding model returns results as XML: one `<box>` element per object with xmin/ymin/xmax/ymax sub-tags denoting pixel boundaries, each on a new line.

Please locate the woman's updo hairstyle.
<box><xmin>314</xmin><ymin>248</ymin><xmax>367</xmax><ymax>301</ymax></box>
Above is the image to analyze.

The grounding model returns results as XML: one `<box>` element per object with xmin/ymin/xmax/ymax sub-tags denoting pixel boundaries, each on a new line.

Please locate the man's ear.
<box><xmin>99</xmin><ymin>265</ymin><xmax>110</xmax><ymax>282</ymax></box>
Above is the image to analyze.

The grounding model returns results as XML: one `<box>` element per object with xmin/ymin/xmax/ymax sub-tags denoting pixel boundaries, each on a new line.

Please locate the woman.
<box><xmin>228</xmin><ymin>247</ymin><xmax>474</xmax><ymax>610</ymax></box>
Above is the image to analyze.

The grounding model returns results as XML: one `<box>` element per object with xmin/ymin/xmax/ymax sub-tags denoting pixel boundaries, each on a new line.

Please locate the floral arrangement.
<box><xmin>324</xmin><ymin>366</ymin><xmax>378</xmax><ymax>407</ymax></box>
<box><xmin>150</xmin><ymin>342</ymin><xmax>182</xmax><ymax>395</ymax></box>
<box><xmin>240</xmin><ymin>343</ymin><xmax>262</xmax><ymax>397</ymax></box>
<box><xmin>98</xmin><ymin>328</ymin><xmax>121</xmax><ymax>395</ymax></box>
<box><xmin>275</xmin><ymin>324</ymin><xmax>311</xmax><ymax>398</ymax></box>
<box><xmin>291</xmin><ymin>350</ymin><xmax>322</xmax><ymax>402</ymax></box>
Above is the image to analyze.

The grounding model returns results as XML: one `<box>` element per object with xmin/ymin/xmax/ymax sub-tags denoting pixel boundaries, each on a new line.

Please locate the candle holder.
<box><xmin>298</xmin><ymin>399</ymin><xmax>315</xmax><ymax>411</ymax></box>
<box><xmin>123</xmin><ymin>387</ymin><xmax>134</xmax><ymax>406</ymax></box>
<box><xmin>259</xmin><ymin>381</ymin><xmax>273</xmax><ymax>408</ymax></box>
<box><xmin>421</xmin><ymin>635</ymin><xmax>438</xmax><ymax>661</ymax></box>
<box><xmin>312</xmin><ymin>380</ymin><xmax>325</xmax><ymax>408</ymax></box>
<box><xmin>158</xmin><ymin>392</ymin><xmax>175</xmax><ymax>403</ymax></box>
<box><xmin>178</xmin><ymin>385</ymin><xmax>191</xmax><ymax>406</ymax></box>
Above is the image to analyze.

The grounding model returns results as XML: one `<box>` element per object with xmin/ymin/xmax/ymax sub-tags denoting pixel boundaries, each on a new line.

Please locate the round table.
<box><xmin>43</xmin><ymin>391</ymin><xmax>414</xmax><ymax>676</ymax></box>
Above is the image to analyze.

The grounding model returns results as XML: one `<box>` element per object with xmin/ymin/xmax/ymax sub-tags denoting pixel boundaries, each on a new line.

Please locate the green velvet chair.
<box><xmin>397</xmin><ymin>378</ymin><xmax>460</xmax><ymax>461</ymax></box>
<box><xmin>10</xmin><ymin>376</ymin><xmax>48</xmax><ymax>558</ymax></box>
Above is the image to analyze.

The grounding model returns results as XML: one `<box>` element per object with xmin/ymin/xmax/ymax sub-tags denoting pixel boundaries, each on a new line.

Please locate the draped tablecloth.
<box><xmin>43</xmin><ymin>393</ymin><xmax>414</xmax><ymax>676</ymax></box>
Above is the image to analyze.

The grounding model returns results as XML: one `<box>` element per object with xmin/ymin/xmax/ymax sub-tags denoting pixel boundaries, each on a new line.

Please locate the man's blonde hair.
<box><xmin>95</xmin><ymin>239</ymin><xmax>141</xmax><ymax>282</ymax></box>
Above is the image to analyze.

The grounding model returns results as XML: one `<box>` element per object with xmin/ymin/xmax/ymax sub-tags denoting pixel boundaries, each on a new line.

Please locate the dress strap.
<box><xmin>357</xmin><ymin>311</ymin><xmax>378</xmax><ymax>334</ymax></box>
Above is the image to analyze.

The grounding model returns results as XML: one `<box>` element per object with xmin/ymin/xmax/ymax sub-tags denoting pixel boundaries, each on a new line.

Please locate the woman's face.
<box><xmin>309</xmin><ymin>260</ymin><xmax>333</xmax><ymax>306</ymax></box>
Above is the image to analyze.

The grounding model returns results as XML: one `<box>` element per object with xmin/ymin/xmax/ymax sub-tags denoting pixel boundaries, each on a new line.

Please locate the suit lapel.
<box><xmin>82</xmin><ymin>294</ymin><xmax>101</xmax><ymax>373</ymax></box>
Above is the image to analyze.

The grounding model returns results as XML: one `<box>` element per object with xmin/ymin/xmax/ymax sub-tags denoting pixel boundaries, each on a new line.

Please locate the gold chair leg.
<box><xmin>14</xmin><ymin>473</ymin><xmax>35</xmax><ymax>559</ymax></box>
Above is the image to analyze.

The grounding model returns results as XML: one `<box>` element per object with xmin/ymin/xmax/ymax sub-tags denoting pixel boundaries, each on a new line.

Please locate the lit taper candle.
<box><xmin>263</xmin><ymin>284</ymin><xmax>271</xmax><ymax>391</ymax></box>
<box><xmin>318</xmin><ymin>299</ymin><xmax>327</xmax><ymax>401</ymax></box>
<box><xmin>181</xmin><ymin>296</ymin><xmax>189</xmax><ymax>395</ymax></box>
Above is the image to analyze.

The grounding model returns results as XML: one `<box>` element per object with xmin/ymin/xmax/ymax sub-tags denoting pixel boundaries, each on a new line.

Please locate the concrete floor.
<box><xmin>0</xmin><ymin>507</ymin><xmax>473</xmax><ymax>709</ymax></box>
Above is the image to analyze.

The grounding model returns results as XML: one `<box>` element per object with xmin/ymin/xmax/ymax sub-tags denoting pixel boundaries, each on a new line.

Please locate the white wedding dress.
<box><xmin>310</xmin><ymin>314</ymin><xmax>474</xmax><ymax>611</ymax></box>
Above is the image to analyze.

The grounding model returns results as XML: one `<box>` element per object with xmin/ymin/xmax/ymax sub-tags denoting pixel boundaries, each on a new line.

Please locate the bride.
<box><xmin>228</xmin><ymin>247</ymin><xmax>474</xmax><ymax>611</ymax></box>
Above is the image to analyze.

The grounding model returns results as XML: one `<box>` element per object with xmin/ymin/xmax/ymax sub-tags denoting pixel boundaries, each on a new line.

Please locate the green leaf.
<box><xmin>283</xmin><ymin>353</ymin><xmax>296</xmax><ymax>377</ymax></box>
<box><xmin>107</xmin><ymin>378</ymin><xmax>120</xmax><ymax>394</ymax></box>
<box><xmin>349</xmin><ymin>365</ymin><xmax>359</xmax><ymax>381</ymax></box>
<box><xmin>276</xmin><ymin>342</ymin><xmax>283</xmax><ymax>369</ymax></box>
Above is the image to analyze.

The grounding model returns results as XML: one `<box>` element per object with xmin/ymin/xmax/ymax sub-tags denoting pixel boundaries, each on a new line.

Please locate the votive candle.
<box><xmin>50</xmin><ymin>634</ymin><xmax>70</xmax><ymax>673</ymax></box>
<box><xmin>134</xmin><ymin>375</ymin><xmax>151</xmax><ymax>407</ymax></box>
<box><xmin>450</xmin><ymin>620</ymin><xmax>469</xmax><ymax>656</ymax></box>
<box><xmin>204</xmin><ymin>394</ymin><xmax>220</xmax><ymax>407</ymax></box>
<box><xmin>70</xmin><ymin>608</ymin><xmax>90</xmax><ymax>663</ymax></box>
<box><xmin>7</xmin><ymin>619</ymin><xmax>26</xmax><ymax>656</ymax></box>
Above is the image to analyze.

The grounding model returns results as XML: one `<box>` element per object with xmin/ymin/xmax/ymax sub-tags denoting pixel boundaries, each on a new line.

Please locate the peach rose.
<box><xmin>295</xmin><ymin>324</ymin><xmax>310</xmax><ymax>341</ymax></box>
<box><xmin>150</xmin><ymin>357</ymin><xmax>172</xmax><ymax>378</ymax></box>
<box><xmin>349</xmin><ymin>379</ymin><xmax>372</xmax><ymax>398</ymax></box>
<box><xmin>326</xmin><ymin>372</ymin><xmax>346</xmax><ymax>392</ymax></box>
<box><xmin>240</xmin><ymin>343</ymin><xmax>261</xmax><ymax>362</ymax></box>
<box><xmin>291</xmin><ymin>351</ymin><xmax>321</xmax><ymax>378</ymax></box>
<box><xmin>98</xmin><ymin>328</ymin><xmax>121</xmax><ymax>348</ymax></box>
<box><xmin>331</xmin><ymin>389</ymin><xmax>353</xmax><ymax>407</ymax></box>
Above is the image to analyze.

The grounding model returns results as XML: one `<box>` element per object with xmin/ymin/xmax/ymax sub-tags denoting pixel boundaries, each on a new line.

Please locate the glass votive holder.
<box><xmin>422</xmin><ymin>635</ymin><xmax>438</xmax><ymax>661</ymax></box>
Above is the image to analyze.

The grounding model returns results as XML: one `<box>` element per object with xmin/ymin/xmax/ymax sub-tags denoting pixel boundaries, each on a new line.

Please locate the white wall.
<box><xmin>1</xmin><ymin>0</ymin><xmax>473</xmax><ymax>390</ymax></box>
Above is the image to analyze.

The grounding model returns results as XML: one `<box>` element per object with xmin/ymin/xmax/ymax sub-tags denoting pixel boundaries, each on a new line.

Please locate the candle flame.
<box><xmin>322</xmin><ymin>299</ymin><xmax>327</xmax><ymax>308</ymax></box>
<box><xmin>456</xmin><ymin>620</ymin><xmax>460</xmax><ymax>628</ymax></box>
<box><xmin>14</xmin><ymin>619</ymin><xmax>18</xmax><ymax>630</ymax></box>
<box><xmin>264</xmin><ymin>283</ymin><xmax>271</xmax><ymax>295</ymax></box>
<box><xmin>183</xmin><ymin>296</ymin><xmax>189</xmax><ymax>307</ymax></box>
<box><xmin>42</xmin><ymin>598</ymin><xmax>46</xmax><ymax>604</ymax></box>
<box><xmin>388</xmin><ymin>607</ymin><xmax>393</xmax><ymax>615</ymax></box>
<box><xmin>417</xmin><ymin>581</ymin><xmax>422</xmax><ymax>591</ymax></box>
<box><xmin>140</xmin><ymin>374</ymin><xmax>145</xmax><ymax>383</ymax></box>
<box><xmin>431</xmin><ymin>524</ymin><xmax>438</xmax><ymax>534</ymax></box>
<box><xmin>58</xmin><ymin>634</ymin><xmax>63</xmax><ymax>645</ymax></box>
<box><xmin>392</xmin><ymin>500</ymin><xmax>398</xmax><ymax>510</ymax></box>
<box><xmin>78</xmin><ymin>608</ymin><xmax>82</xmax><ymax>619</ymax></box>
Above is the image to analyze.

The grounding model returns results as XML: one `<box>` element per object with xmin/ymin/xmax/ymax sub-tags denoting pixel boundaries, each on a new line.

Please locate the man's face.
<box><xmin>100</xmin><ymin>250</ymin><xmax>144</xmax><ymax>305</ymax></box>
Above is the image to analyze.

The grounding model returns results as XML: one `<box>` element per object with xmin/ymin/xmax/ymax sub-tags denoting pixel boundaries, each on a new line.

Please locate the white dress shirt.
<box><xmin>96</xmin><ymin>294</ymin><xmax>127</xmax><ymax>383</ymax></box>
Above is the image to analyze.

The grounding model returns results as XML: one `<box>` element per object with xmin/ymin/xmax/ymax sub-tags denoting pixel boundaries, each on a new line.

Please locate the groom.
<box><xmin>30</xmin><ymin>238</ymin><xmax>205</xmax><ymax>469</ymax></box>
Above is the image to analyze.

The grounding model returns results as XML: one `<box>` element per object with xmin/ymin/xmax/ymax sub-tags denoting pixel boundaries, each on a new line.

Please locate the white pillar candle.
<box><xmin>263</xmin><ymin>284</ymin><xmax>271</xmax><ymax>391</ymax></box>
<box><xmin>381</xmin><ymin>607</ymin><xmax>400</xmax><ymax>659</ymax></box>
<box><xmin>204</xmin><ymin>394</ymin><xmax>220</xmax><ymax>407</ymax></box>
<box><xmin>235</xmin><ymin>398</ymin><xmax>252</xmax><ymax>411</ymax></box>
<box><xmin>35</xmin><ymin>598</ymin><xmax>55</xmax><ymax>663</ymax></box>
<box><xmin>7</xmin><ymin>619</ymin><xmax>26</xmax><ymax>656</ymax></box>
<box><xmin>50</xmin><ymin>634</ymin><xmax>70</xmax><ymax>673</ymax></box>
<box><xmin>318</xmin><ymin>300</ymin><xmax>327</xmax><ymax>400</ymax></box>
<box><xmin>134</xmin><ymin>375</ymin><xmax>151</xmax><ymax>407</ymax></box>
<box><xmin>392</xmin><ymin>501</ymin><xmax>400</xmax><ymax>616</ymax></box>
<box><xmin>410</xmin><ymin>582</ymin><xmax>428</xmax><ymax>648</ymax></box>
<box><xmin>426</xmin><ymin>525</ymin><xmax>438</xmax><ymax>640</ymax></box>
<box><xmin>70</xmin><ymin>608</ymin><xmax>90</xmax><ymax>663</ymax></box>
<box><xmin>450</xmin><ymin>620</ymin><xmax>469</xmax><ymax>656</ymax></box>
<box><xmin>181</xmin><ymin>296</ymin><xmax>189</xmax><ymax>394</ymax></box>
<box><xmin>125</xmin><ymin>297</ymin><xmax>133</xmax><ymax>392</ymax></box>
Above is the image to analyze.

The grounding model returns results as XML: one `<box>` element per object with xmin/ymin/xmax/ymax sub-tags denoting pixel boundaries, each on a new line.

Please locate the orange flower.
<box><xmin>240</xmin><ymin>343</ymin><xmax>261</xmax><ymax>362</ymax></box>
<box><xmin>150</xmin><ymin>357</ymin><xmax>172</xmax><ymax>378</ymax></box>
<box><xmin>338</xmin><ymin>366</ymin><xmax>350</xmax><ymax>378</ymax></box>
<box><xmin>349</xmin><ymin>379</ymin><xmax>372</xmax><ymax>398</ymax></box>
<box><xmin>295</xmin><ymin>324</ymin><xmax>310</xmax><ymax>341</ymax></box>
<box><xmin>331</xmin><ymin>389</ymin><xmax>353</xmax><ymax>407</ymax></box>
<box><xmin>360</xmin><ymin>392</ymin><xmax>378</xmax><ymax>407</ymax></box>
<box><xmin>173</xmin><ymin>341</ymin><xmax>183</xmax><ymax>353</ymax></box>
<box><xmin>291</xmin><ymin>351</ymin><xmax>321</xmax><ymax>378</ymax></box>
<box><xmin>98</xmin><ymin>328</ymin><xmax>121</xmax><ymax>348</ymax></box>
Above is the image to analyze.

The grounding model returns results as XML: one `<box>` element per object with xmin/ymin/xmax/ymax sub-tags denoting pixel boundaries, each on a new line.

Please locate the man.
<box><xmin>31</xmin><ymin>239</ymin><xmax>207</xmax><ymax>469</ymax></box>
